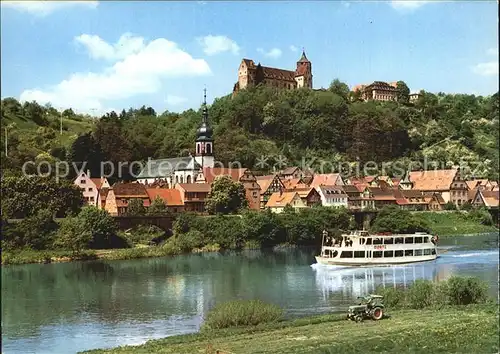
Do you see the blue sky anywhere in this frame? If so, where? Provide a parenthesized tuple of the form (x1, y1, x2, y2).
(1, 0, 498, 115)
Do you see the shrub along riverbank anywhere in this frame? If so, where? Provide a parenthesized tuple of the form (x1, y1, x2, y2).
(2, 206, 498, 265)
(416, 210, 498, 236)
(82, 277, 497, 354)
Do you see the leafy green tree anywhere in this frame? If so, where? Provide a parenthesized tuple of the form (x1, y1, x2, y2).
(55, 217, 92, 254)
(205, 175, 248, 215)
(328, 79, 350, 101)
(396, 81, 410, 103)
(147, 196, 169, 215)
(372, 205, 430, 234)
(77, 207, 118, 249)
(10, 209, 59, 250)
(1, 176, 83, 219)
(126, 199, 146, 216)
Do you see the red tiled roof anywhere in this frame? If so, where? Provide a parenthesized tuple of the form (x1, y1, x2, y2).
(112, 182, 148, 197)
(146, 188, 184, 206)
(281, 166, 300, 176)
(90, 178, 104, 189)
(177, 183, 212, 193)
(266, 191, 303, 208)
(310, 173, 341, 188)
(256, 174, 282, 194)
(409, 169, 458, 191)
(202, 167, 247, 184)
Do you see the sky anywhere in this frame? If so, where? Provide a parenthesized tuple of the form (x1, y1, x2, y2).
(1, 0, 498, 116)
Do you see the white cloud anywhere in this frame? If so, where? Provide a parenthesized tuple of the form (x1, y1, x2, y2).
(471, 62, 498, 76)
(257, 47, 282, 59)
(390, 1, 432, 11)
(165, 95, 188, 106)
(20, 34, 211, 114)
(487, 47, 498, 56)
(289, 45, 298, 52)
(1, 0, 98, 16)
(75, 33, 146, 61)
(197, 35, 240, 56)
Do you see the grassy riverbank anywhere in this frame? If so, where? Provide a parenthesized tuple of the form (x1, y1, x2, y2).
(82, 304, 498, 354)
(416, 211, 498, 236)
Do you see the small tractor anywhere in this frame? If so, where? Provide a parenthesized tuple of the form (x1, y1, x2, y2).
(346, 294, 385, 322)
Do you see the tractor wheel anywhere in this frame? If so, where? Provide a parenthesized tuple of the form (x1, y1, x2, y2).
(372, 307, 383, 320)
(355, 315, 363, 323)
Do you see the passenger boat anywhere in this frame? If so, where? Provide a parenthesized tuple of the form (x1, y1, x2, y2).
(315, 230, 438, 266)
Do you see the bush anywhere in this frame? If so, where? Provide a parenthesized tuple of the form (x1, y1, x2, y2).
(202, 299, 283, 330)
(374, 276, 489, 309)
(468, 209, 494, 226)
(445, 276, 488, 305)
(374, 285, 406, 309)
(444, 202, 457, 211)
(121, 224, 166, 246)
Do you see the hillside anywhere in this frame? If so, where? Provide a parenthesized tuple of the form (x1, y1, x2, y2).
(1, 82, 498, 180)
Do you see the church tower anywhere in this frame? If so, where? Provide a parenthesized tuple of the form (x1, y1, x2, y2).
(195, 89, 214, 169)
(295, 50, 313, 89)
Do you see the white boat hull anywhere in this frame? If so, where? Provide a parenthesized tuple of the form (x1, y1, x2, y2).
(315, 254, 437, 266)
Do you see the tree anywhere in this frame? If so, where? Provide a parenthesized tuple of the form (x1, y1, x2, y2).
(205, 176, 248, 214)
(55, 217, 92, 254)
(77, 207, 118, 249)
(371, 205, 430, 234)
(147, 196, 169, 215)
(328, 79, 350, 101)
(1, 176, 83, 219)
(10, 209, 59, 250)
(396, 81, 410, 103)
(126, 198, 146, 216)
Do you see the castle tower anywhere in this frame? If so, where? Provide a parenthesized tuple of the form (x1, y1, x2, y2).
(295, 50, 313, 89)
(195, 89, 215, 169)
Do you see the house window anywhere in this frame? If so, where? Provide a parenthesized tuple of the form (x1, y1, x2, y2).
(186, 175, 192, 184)
(88, 188, 93, 192)
(81, 179, 86, 184)
(90, 196, 94, 202)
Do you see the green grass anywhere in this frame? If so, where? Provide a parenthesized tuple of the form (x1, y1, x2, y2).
(81, 304, 498, 354)
(415, 211, 498, 236)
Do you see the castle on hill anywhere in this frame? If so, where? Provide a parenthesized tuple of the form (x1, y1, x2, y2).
(232, 50, 313, 95)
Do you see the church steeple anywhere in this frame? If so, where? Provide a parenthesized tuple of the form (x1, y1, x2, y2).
(295, 49, 313, 89)
(195, 88, 214, 168)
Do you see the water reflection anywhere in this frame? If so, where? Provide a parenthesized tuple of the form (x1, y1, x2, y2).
(1, 233, 498, 354)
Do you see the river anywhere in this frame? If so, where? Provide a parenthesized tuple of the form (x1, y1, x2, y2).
(1, 233, 498, 354)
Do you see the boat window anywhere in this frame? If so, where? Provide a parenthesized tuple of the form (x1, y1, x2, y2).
(395, 237, 404, 244)
(415, 237, 423, 243)
(424, 249, 432, 256)
(404, 237, 414, 244)
(424, 237, 429, 243)
(414, 249, 423, 256)
(373, 238, 383, 245)
(359, 238, 365, 245)
(354, 251, 365, 258)
(373, 251, 383, 258)
(395, 250, 404, 257)
(404, 250, 414, 257)
(383, 238, 394, 245)
(431, 249, 436, 255)
(383, 250, 394, 257)
(366, 238, 372, 245)
(340, 251, 353, 258)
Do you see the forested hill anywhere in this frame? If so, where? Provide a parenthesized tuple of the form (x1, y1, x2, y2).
(1, 80, 498, 180)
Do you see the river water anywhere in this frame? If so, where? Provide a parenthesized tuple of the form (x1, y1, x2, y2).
(1, 233, 498, 354)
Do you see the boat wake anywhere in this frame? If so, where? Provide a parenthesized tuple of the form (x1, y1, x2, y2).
(446, 251, 499, 258)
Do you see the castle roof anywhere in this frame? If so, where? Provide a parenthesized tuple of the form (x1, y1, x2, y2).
(261, 66, 296, 81)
